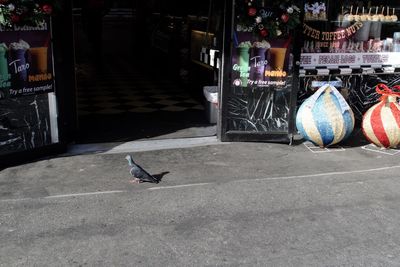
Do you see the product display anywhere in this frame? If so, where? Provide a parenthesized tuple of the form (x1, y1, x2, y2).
(224, 0, 400, 144)
(362, 84, 400, 148)
(302, 3, 400, 54)
(296, 85, 355, 147)
(304, 1, 327, 21)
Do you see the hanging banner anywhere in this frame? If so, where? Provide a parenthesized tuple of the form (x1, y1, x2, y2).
(0, 19, 55, 100)
(303, 22, 363, 41)
(300, 52, 400, 67)
(301, 20, 372, 53)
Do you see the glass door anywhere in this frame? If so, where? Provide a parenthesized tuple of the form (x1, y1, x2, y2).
(219, 0, 302, 143)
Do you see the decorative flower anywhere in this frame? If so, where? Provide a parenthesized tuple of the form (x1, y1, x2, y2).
(248, 7, 257, 16)
(10, 13, 19, 23)
(287, 7, 293, 14)
(260, 29, 268, 37)
(255, 16, 262, 23)
(7, 3, 14, 11)
(41, 4, 52, 15)
(281, 13, 289, 23)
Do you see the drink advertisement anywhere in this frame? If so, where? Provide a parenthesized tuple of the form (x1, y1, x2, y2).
(0, 19, 54, 100)
(232, 35, 292, 88)
(231, 0, 300, 88)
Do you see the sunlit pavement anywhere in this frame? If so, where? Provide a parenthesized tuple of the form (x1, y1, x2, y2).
(2, 139, 400, 265)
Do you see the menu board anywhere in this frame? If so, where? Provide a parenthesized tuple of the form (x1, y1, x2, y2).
(0, 19, 55, 100)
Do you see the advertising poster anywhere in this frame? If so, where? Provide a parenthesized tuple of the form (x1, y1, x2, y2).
(224, 0, 300, 136)
(0, 19, 54, 100)
(231, 33, 292, 88)
(0, 18, 58, 156)
(231, 1, 300, 88)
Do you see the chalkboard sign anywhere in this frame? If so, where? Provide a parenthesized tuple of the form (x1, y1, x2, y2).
(0, 18, 59, 156)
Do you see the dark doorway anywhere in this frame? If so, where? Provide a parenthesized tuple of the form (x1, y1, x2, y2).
(72, 0, 218, 143)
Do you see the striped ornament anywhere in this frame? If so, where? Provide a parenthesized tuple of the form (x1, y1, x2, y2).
(362, 84, 400, 148)
(296, 85, 355, 147)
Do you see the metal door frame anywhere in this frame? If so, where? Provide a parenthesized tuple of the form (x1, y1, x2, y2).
(218, 0, 302, 143)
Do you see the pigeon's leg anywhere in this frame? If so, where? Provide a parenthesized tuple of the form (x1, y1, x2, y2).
(129, 178, 142, 184)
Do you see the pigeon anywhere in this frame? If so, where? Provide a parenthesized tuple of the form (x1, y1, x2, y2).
(125, 155, 159, 184)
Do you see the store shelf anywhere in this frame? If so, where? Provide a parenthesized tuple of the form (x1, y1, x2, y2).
(304, 19, 329, 22)
(300, 52, 400, 69)
(191, 59, 215, 70)
(299, 67, 400, 77)
(327, 20, 400, 24)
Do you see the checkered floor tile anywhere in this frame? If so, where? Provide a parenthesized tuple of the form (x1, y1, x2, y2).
(76, 72, 205, 115)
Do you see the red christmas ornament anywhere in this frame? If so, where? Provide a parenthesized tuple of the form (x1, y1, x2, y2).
(260, 29, 268, 37)
(11, 14, 20, 23)
(41, 4, 53, 15)
(362, 84, 400, 148)
(248, 7, 257, 16)
(281, 13, 289, 23)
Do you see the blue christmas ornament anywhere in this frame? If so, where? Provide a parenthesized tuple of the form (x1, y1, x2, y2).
(296, 85, 355, 147)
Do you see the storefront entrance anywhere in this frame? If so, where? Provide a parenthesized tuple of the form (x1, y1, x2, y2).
(219, 0, 400, 147)
(72, 1, 217, 143)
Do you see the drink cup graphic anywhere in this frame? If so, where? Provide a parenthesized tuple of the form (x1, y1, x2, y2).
(268, 48, 287, 71)
(0, 48, 8, 82)
(354, 21, 371, 41)
(251, 47, 267, 81)
(237, 47, 250, 87)
(29, 47, 48, 74)
(10, 49, 28, 83)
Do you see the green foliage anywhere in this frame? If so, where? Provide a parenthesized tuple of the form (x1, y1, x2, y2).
(0, 0, 62, 27)
(235, 0, 301, 40)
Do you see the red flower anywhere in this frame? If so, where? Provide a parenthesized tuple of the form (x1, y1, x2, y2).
(260, 29, 268, 37)
(281, 13, 289, 23)
(11, 14, 20, 23)
(41, 4, 53, 15)
(248, 7, 257, 17)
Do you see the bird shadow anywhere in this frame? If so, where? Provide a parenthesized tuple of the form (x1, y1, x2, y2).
(152, 171, 170, 182)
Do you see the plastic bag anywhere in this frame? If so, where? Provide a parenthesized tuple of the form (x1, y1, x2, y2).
(203, 86, 218, 104)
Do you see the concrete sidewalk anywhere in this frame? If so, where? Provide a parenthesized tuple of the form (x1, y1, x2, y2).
(1, 137, 400, 265)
